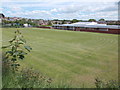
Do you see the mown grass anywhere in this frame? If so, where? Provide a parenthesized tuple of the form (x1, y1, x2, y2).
(2, 28, 118, 88)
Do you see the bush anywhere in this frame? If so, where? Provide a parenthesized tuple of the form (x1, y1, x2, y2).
(95, 77, 119, 89)
(2, 64, 52, 88)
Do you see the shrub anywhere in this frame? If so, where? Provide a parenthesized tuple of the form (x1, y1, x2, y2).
(95, 77, 119, 89)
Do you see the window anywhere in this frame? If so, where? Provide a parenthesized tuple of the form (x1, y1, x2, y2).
(99, 28, 108, 31)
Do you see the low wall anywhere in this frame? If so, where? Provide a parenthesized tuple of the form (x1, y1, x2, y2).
(75, 28, 120, 34)
(52, 27, 120, 34)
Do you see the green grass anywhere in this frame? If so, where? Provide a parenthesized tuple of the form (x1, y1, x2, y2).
(2, 28, 118, 88)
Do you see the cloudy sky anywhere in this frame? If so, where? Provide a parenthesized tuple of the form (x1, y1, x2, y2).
(0, 0, 119, 20)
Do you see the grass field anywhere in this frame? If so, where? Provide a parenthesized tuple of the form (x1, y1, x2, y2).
(2, 28, 118, 88)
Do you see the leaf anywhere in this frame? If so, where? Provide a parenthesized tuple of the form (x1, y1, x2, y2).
(11, 58, 16, 61)
(12, 46, 16, 52)
(13, 51, 19, 56)
(11, 64, 16, 66)
(21, 52, 27, 55)
(16, 64, 20, 66)
(18, 42, 24, 44)
(11, 64, 20, 66)
(20, 38, 26, 43)
(9, 36, 16, 43)
(6, 51, 13, 55)
(18, 55, 25, 60)
(2, 45, 12, 49)
(24, 46, 32, 52)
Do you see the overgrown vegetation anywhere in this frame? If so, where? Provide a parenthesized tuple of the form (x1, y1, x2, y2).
(2, 66, 53, 88)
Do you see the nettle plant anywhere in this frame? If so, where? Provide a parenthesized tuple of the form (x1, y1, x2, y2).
(2, 30, 32, 71)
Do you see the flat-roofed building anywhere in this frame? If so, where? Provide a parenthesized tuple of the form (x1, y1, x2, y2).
(52, 22, 120, 34)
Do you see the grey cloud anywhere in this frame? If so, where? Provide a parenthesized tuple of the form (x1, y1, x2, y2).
(98, 5, 118, 12)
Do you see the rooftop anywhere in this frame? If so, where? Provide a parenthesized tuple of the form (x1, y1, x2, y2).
(53, 22, 119, 29)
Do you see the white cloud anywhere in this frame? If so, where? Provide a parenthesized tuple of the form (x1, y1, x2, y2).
(53, 10, 118, 20)
(9, 6, 23, 12)
(0, 8, 3, 13)
(50, 2, 118, 14)
(1, 0, 119, 2)
(7, 10, 52, 19)
(57, 5, 81, 13)
(50, 8, 57, 12)
(1, 0, 119, 20)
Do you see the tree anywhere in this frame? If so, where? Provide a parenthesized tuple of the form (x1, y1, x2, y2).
(99, 18, 105, 21)
(71, 19, 79, 23)
(53, 19, 59, 21)
(78, 20, 83, 22)
(2, 30, 32, 71)
(88, 19, 96, 22)
(48, 21, 52, 25)
(62, 20, 66, 24)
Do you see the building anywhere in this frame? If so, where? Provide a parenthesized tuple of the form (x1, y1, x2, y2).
(106, 20, 120, 25)
(52, 22, 120, 34)
(23, 23, 31, 27)
(38, 19, 52, 25)
(4, 17, 23, 21)
(51, 20, 62, 25)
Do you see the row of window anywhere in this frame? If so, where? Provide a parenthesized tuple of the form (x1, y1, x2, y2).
(53, 26, 108, 31)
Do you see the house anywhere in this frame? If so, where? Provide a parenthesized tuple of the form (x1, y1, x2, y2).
(51, 20, 62, 25)
(52, 22, 120, 34)
(23, 23, 31, 27)
(23, 23, 29, 27)
(106, 20, 120, 25)
(97, 21, 107, 24)
(38, 20, 50, 25)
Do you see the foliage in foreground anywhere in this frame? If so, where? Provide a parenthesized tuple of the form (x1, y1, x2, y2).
(95, 77, 119, 89)
(2, 30, 32, 71)
(2, 65, 52, 88)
